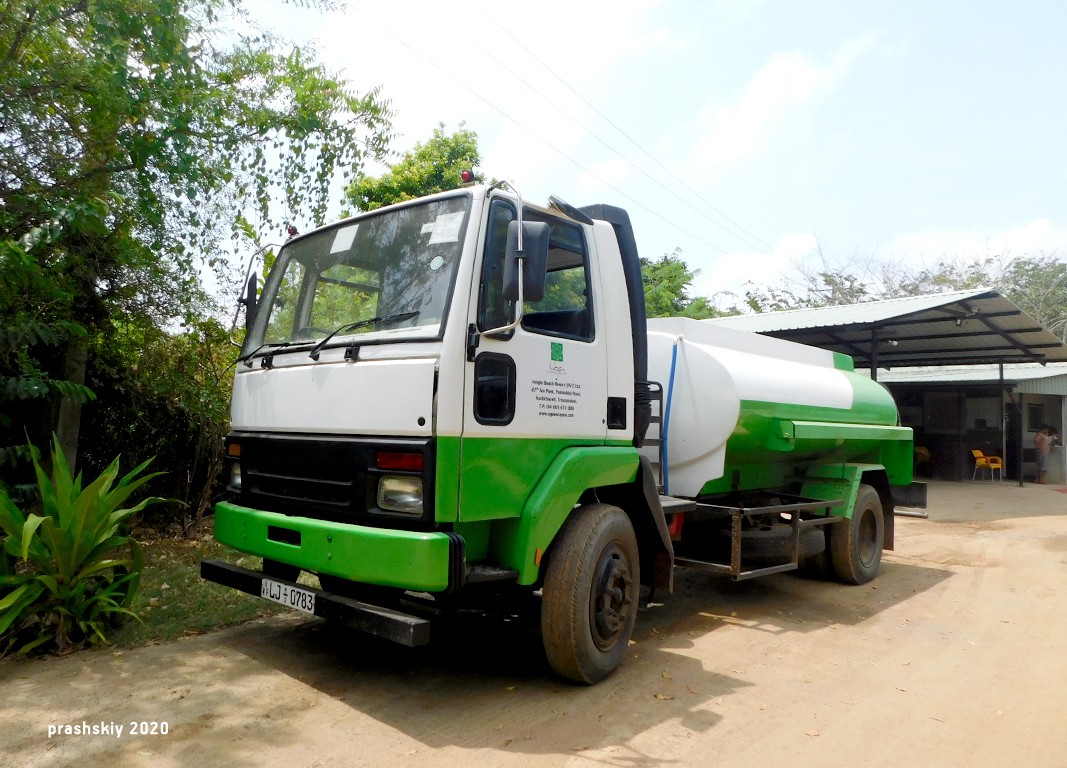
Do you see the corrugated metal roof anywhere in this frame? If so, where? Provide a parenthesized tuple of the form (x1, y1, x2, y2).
(708, 288, 997, 333)
(871, 362, 1067, 382)
(705, 288, 1067, 367)
(868, 363, 1067, 396)
(1018, 377, 1067, 396)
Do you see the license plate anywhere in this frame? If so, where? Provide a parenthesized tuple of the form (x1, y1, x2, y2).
(260, 578, 316, 614)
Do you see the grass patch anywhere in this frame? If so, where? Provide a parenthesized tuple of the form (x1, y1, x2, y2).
(110, 522, 320, 648)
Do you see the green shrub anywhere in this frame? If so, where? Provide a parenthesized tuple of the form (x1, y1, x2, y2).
(0, 438, 166, 654)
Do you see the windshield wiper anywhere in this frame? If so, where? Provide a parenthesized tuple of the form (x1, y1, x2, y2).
(239, 341, 294, 367)
(308, 311, 420, 360)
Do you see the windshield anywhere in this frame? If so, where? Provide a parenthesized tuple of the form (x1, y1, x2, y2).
(244, 194, 470, 355)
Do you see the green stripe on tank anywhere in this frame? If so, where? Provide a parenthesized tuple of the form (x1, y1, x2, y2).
(833, 352, 855, 371)
(697, 377, 905, 495)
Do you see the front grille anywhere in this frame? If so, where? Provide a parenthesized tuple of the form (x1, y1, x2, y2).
(230, 432, 435, 528)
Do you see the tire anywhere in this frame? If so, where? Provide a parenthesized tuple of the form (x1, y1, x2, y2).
(262, 558, 300, 582)
(718, 524, 826, 561)
(541, 503, 640, 685)
(798, 527, 834, 579)
(830, 484, 884, 585)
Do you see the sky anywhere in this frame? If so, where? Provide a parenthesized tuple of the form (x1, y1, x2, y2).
(245, 0, 1067, 303)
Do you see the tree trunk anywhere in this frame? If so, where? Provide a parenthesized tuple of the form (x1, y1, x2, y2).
(55, 337, 88, 476)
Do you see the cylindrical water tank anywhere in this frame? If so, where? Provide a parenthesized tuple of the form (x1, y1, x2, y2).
(644, 317, 899, 498)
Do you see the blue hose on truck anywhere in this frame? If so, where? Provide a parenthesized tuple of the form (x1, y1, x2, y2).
(662, 338, 679, 495)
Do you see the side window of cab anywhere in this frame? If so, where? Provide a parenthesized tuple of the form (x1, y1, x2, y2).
(477, 201, 594, 342)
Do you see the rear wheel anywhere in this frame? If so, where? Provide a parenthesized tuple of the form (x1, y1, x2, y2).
(541, 503, 640, 685)
(830, 484, 884, 585)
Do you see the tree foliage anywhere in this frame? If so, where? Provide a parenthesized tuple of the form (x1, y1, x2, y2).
(641, 248, 730, 319)
(0, 437, 165, 654)
(741, 245, 1067, 341)
(345, 123, 482, 212)
(0, 0, 393, 525)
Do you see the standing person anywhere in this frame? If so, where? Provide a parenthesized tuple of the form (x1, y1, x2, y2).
(1034, 425, 1057, 484)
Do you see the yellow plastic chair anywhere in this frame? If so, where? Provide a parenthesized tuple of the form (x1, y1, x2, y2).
(972, 449, 1003, 481)
(913, 446, 932, 474)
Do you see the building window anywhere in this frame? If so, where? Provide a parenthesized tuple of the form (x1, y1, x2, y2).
(1027, 403, 1045, 432)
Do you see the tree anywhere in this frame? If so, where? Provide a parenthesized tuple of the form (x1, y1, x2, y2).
(740, 243, 872, 313)
(989, 254, 1067, 340)
(641, 248, 732, 319)
(345, 123, 482, 212)
(0, 0, 393, 482)
(741, 242, 1067, 342)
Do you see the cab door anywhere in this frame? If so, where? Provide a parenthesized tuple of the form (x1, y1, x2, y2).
(459, 196, 608, 522)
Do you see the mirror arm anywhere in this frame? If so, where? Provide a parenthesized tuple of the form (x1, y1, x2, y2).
(480, 253, 525, 336)
(229, 242, 281, 348)
(479, 181, 525, 337)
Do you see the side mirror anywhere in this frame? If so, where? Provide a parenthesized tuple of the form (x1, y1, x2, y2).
(502, 221, 549, 302)
(241, 272, 258, 334)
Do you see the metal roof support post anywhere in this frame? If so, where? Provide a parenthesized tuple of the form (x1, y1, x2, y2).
(1017, 392, 1025, 487)
(958, 389, 966, 482)
(869, 330, 879, 382)
(1000, 363, 1006, 479)
(1004, 386, 1025, 487)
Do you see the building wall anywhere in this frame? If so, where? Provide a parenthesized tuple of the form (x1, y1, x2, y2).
(887, 383, 1065, 483)
(1019, 392, 1065, 482)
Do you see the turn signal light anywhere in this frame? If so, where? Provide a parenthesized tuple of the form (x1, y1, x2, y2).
(227, 442, 241, 457)
(376, 452, 423, 471)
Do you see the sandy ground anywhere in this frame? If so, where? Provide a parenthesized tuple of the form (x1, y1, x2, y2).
(2, 480, 1066, 768)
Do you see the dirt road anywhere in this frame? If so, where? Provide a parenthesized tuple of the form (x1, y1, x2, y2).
(3, 481, 1066, 767)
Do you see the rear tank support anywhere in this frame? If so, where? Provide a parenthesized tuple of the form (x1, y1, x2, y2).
(667, 492, 844, 581)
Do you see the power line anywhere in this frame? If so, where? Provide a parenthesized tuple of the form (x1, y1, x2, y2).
(484, 11, 775, 252)
(359, 15, 729, 254)
(471, 39, 769, 253)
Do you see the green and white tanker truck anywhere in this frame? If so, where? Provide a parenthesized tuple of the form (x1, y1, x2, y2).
(201, 183, 926, 683)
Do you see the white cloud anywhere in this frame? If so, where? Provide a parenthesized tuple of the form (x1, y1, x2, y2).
(574, 156, 633, 195)
(700, 232, 818, 299)
(698, 220, 1067, 302)
(890, 219, 1067, 261)
(682, 34, 876, 181)
(242, 0, 674, 213)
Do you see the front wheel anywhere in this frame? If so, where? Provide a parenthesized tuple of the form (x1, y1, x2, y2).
(830, 484, 884, 585)
(541, 503, 640, 684)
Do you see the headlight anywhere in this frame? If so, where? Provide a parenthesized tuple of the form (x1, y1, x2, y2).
(230, 462, 242, 490)
(377, 476, 423, 514)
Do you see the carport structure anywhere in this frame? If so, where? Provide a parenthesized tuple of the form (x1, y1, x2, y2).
(708, 288, 1067, 483)
(707, 287, 1067, 376)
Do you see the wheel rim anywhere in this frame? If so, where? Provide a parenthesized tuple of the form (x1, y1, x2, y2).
(589, 542, 634, 651)
(857, 508, 878, 568)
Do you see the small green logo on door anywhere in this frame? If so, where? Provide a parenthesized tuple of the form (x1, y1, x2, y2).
(551, 342, 563, 362)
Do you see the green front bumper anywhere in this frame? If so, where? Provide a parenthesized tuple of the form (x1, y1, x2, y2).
(213, 501, 457, 592)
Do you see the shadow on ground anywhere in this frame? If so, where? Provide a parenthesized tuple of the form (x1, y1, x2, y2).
(204, 558, 954, 763)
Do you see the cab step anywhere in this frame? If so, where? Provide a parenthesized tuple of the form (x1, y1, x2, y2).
(465, 563, 520, 584)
